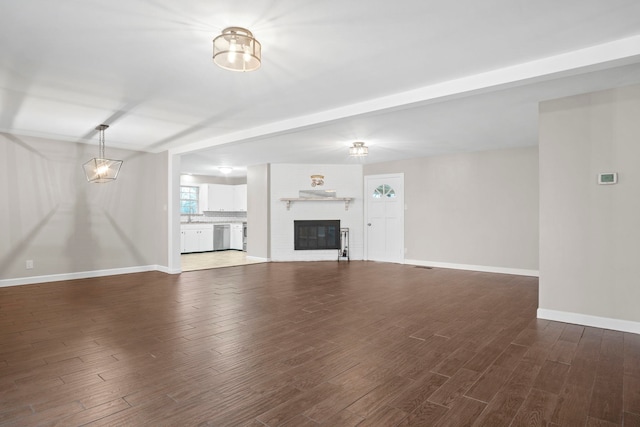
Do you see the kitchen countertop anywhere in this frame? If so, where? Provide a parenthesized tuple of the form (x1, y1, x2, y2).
(180, 221, 246, 225)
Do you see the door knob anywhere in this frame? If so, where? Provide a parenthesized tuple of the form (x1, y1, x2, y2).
(367, 223, 372, 226)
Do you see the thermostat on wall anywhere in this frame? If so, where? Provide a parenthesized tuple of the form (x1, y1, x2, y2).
(598, 172, 617, 185)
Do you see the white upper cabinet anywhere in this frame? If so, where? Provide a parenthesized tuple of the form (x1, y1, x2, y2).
(206, 184, 247, 211)
(208, 184, 235, 211)
(234, 184, 247, 211)
(198, 184, 209, 214)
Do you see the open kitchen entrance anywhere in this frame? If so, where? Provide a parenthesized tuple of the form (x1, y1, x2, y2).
(179, 175, 253, 271)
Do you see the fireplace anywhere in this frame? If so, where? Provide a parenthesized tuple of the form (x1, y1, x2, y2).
(294, 220, 340, 250)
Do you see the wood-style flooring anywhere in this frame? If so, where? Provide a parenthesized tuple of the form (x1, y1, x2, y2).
(0, 262, 638, 426)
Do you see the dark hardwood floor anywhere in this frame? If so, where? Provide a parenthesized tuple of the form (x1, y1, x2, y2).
(0, 262, 638, 426)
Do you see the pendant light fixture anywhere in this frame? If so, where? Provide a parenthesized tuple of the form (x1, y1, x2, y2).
(349, 141, 369, 157)
(82, 124, 123, 183)
(213, 27, 261, 72)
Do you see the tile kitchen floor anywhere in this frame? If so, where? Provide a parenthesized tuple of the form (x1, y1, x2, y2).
(181, 250, 264, 271)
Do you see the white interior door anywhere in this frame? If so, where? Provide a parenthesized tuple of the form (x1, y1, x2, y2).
(365, 174, 404, 263)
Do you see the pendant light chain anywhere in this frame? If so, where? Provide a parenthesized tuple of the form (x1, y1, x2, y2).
(99, 127, 105, 159)
(96, 124, 109, 159)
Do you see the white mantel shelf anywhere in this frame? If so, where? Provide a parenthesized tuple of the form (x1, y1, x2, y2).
(280, 197, 353, 211)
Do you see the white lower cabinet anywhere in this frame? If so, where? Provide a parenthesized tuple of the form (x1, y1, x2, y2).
(181, 224, 214, 253)
(230, 223, 244, 250)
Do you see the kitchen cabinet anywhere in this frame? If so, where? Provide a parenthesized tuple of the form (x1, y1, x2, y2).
(208, 184, 235, 211)
(198, 185, 209, 214)
(230, 223, 244, 250)
(205, 184, 247, 212)
(234, 184, 247, 211)
(181, 224, 214, 253)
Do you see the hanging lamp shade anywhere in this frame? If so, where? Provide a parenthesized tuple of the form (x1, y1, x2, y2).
(83, 125, 123, 183)
(213, 27, 261, 72)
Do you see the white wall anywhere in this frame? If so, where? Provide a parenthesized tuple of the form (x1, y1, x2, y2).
(270, 164, 363, 261)
(247, 164, 270, 260)
(0, 133, 168, 285)
(364, 146, 539, 275)
(539, 84, 640, 333)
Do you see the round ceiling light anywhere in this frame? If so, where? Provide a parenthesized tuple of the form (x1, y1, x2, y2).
(349, 141, 369, 157)
(213, 27, 261, 72)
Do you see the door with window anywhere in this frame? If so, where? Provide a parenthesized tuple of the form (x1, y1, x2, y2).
(365, 174, 404, 263)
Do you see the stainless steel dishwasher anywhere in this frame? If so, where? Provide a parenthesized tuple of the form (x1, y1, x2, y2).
(213, 224, 230, 250)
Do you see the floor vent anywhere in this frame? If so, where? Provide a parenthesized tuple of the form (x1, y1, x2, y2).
(414, 266, 433, 269)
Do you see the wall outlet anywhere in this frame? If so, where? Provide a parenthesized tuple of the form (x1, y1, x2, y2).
(26, 260, 34, 269)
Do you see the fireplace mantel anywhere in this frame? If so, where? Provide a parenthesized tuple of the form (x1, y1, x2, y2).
(280, 197, 353, 211)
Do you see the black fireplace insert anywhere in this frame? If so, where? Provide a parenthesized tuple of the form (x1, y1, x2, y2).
(294, 220, 340, 250)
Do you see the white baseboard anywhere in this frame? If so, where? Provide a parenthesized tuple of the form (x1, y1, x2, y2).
(158, 265, 182, 274)
(0, 265, 168, 288)
(404, 259, 539, 277)
(537, 308, 640, 335)
(0, 259, 538, 287)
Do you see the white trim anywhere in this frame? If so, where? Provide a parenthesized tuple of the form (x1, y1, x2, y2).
(246, 256, 270, 263)
(167, 153, 181, 274)
(537, 308, 640, 335)
(404, 259, 539, 277)
(0, 265, 169, 288)
(158, 265, 181, 275)
(168, 36, 640, 155)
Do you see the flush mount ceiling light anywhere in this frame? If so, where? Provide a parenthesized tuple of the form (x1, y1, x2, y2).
(349, 141, 369, 157)
(82, 125, 123, 183)
(213, 27, 261, 72)
(218, 167, 233, 174)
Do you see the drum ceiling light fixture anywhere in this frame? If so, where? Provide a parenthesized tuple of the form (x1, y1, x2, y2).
(349, 141, 368, 157)
(213, 27, 261, 72)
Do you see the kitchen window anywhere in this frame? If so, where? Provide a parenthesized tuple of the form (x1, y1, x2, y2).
(180, 186, 199, 214)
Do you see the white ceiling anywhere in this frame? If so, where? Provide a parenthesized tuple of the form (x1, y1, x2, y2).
(2, 1, 640, 177)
